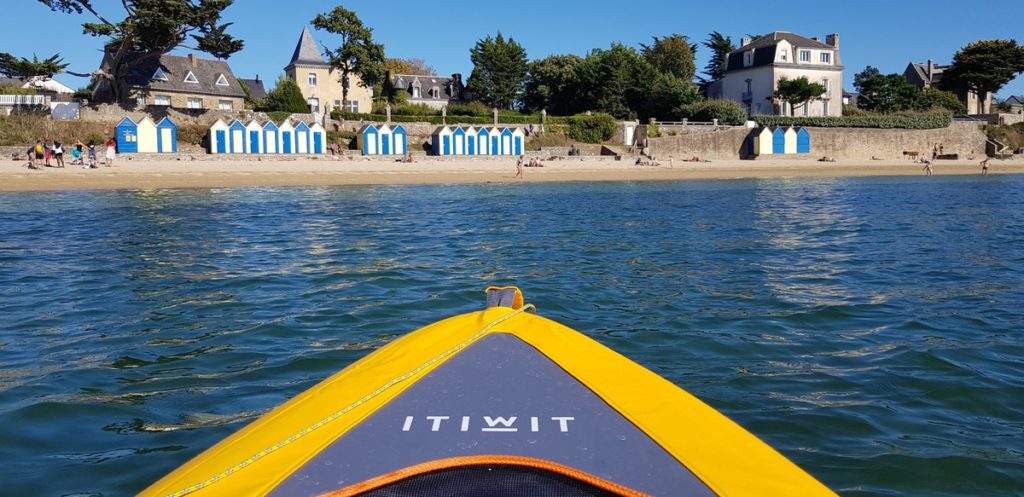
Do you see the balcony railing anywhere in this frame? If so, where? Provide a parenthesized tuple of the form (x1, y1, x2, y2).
(0, 95, 49, 106)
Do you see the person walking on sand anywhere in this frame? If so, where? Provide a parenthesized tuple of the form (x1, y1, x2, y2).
(53, 140, 65, 168)
(981, 158, 990, 175)
(87, 143, 98, 168)
(515, 155, 524, 179)
(922, 159, 933, 176)
(105, 137, 117, 167)
(33, 139, 45, 167)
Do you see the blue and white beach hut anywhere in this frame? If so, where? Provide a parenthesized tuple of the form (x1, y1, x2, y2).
(228, 119, 247, 154)
(511, 127, 525, 156)
(752, 127, 773, 156)
(431, 126, 452, 156)
(452, 126, 467, 155)
(209, 119, 228, 154)
(136, 116, 158, 153)
(380, 124, 396, 155)
(500, 128, 514, 155)
(391, 124, 407, 156)
(263, 120, 280, 154)
(279, 120, 295, 154)
(245, 120, 263, 154)
(487, 127, 501, 156)
(294, 121, 311, 154)
(116, 116, 138, 154)
(310, 123, 326, 154)
(464, 126, 479, 155)
(796, 127, 811, 154)
(783, 127, 798, 155)
(360, 124, 380, 155)
(771, 127, 786, 155)
(474, 126, 491, 155)
(156, 117, 178, 153)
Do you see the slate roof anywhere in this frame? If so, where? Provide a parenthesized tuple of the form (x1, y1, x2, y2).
(392, 73, 465, 101)
(238, 78, 267, 100)
(287, 27, 329, 68)
(1005, 95, 1024, 106)
(725, 32, 838, 72)
(0, 77, 21, 87)
(120, 53, 246, 98)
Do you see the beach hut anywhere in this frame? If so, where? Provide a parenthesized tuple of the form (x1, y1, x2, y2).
(500, 128, 514, 155)
(115, 117, 139, 154)
(378, 124, 394, 155)
(752, 127, 773, 156)
(511, 127, 525, 156)
(487, 127, 501, 156)
(464, 126, 479, 155)
(156, 117, 178, 153)
(294, 121, 311, 154)
(279, 120, 295, 154)
(245, 120, 263, 154)
(209, 119, 228, 154)
(360, 124, 380, 155)
(310, 123, 326, 154)
(263, 120, 280, 154)
(228, 119, 247, 154)
(431, 126, 452, 156)
(783, 127, 798, 155)
(391, 125, 407, 156)
(452, 126, 467, 155)
(136, 116, 158, 153)
(475, 127, 491, 155)
(796, 127, 811, 154)
(771, 127, 786, 155)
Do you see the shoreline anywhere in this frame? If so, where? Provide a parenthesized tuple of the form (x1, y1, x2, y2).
(2, 156, 1023, 192)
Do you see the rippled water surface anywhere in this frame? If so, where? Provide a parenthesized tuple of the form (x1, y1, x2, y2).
(1, 176, 1023, 497)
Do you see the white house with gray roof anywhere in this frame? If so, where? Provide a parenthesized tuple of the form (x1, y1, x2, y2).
(391, 73, 467, 110)
(717, 32, 843, 117)
(92, 52, 247, 110)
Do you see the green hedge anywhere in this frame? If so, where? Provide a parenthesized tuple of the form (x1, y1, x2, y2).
(331, 111, 569, 126)
(566, 113, 617, 143)
(753, 113, 952, 129)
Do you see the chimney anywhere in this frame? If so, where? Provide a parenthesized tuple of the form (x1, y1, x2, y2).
(812, 37, 821, 42)
(825, 33, 839, 49)
(741, 36, 752, 47)
(927, 59, 934, 83)
(187, 53, 197, 66)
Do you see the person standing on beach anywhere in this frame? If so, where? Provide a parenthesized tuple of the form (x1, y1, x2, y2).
(87, 143, 98, 168)
(515, 155, 524, 179)
(981, 158, 990, 175)
(53, 140, 65, 168)
(922, 159, 933, 176)
(105, 137, 117, 167)
(33, 139, 45, 166)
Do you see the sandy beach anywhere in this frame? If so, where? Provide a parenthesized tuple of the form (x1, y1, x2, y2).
(2, 155, 1023, 191)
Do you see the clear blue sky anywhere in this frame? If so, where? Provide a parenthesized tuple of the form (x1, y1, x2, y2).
(4, 0, 1023, 99)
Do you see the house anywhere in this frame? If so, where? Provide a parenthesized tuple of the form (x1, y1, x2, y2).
(238, 77, 268, 101)
(285, 27, 373, 116)
(904, 60, 991, 114)
(92, 52, 246, 110)
(1001, 95, 1023, 113)
(0, 76, 73, 96)
(718, 32, 843, 117)
(390, 73, 466, 110)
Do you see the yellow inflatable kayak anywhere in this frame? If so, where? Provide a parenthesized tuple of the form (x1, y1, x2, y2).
(140, 287, 837, 497)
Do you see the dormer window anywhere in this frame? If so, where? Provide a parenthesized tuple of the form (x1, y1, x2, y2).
(412, 86, 421, 98)
(744, 51, 753, 66)
(780, 49, 788, 62)
(215, 74, 229, 86)
(430, 87, 440, 99)
(820, 52, 832, 64)
(152, 68, 169, 81)
(183, 71, 198, 84)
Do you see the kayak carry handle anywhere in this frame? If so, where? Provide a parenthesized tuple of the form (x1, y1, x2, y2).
(485, 286, 530, 311)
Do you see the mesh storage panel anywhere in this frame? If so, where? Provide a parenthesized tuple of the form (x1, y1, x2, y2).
(351, 464, 634, 497)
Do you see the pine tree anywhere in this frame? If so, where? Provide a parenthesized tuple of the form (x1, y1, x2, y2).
(466, 33, 528, 109)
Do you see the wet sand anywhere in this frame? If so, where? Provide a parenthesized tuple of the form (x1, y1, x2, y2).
(2, 156, 1022, 191)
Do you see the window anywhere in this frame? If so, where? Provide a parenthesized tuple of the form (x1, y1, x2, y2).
(183, 71, 198, 84)
(821, 79, 829, 96)
(345, 99, 358, 113)
(334, 100, 342, 109)
(308, 97, 320, 114)
(154, 95, 171, 106)
(187, 97, 203, 109)
(215, 74, 229, 86)
(780, 49, 788, 62)
(744, 51, 753, 66)
(308, 73, 318, 87)
(820, 52, 831, 64)
(136, 95, 146, 107)
(800, 50, 811, 62)
(218, 99, 233, 110)
(412, 86, 421, 98)
(430, 87, 440, 99)
(152, 68, 168, 81)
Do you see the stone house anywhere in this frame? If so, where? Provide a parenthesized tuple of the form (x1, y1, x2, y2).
(903, 60, 991, 115)
(717, 31, 844, 117)
(92, 52, 247, 111)
(390, 73, 466, 110)
(285, 27, 373, 116)
(1003, 96, 1023, 113)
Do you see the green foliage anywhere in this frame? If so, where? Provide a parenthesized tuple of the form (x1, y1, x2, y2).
(700, 31, 734, 83)
(854, 69, 919, 113)
(916, 88, 966, 114)
(238, 79, 262, 110)
(774, 77, 826, 116)
(639, 72, 700, 120)
(266, 111, 292, 123)
(942, 39, 1024, 110)
(754, 112, 952, 129)
(0, 86, 38, 95)
(84, 132, 106, 146)
(647, 122, 660, 138)
(371, 101, 438, 116)
(573, 44, 657, 119)
(565, 113, 617, 143)
(523, 54, 582, 114)
(312, 6, 387, 103)
(675, 99, 747, 124)
(384, 58, 436, 76)
(987, 123, 1024, 151)
(0, 53, 69, 79)
(175, 124, 206, 146)
(467, 32, 529, 109)
(263, 76, 309, 114)
(72, 86, 92, 99)
(640, 34, 696, 82)
(446, 101, 492, 117)
(331, 111, 561, 126)
(994, 100, 1014, 113)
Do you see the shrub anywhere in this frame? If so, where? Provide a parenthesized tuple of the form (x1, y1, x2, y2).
(915, 88, 967, 114)
(266, 111, 292, 123)
(566, 113, 617, 143)
(754, 111, 952, 129)
(446, 101, 492, 117)
(647, 121, 661, 138)
(675, 99, 747, 125)
(176, 125, 207, 146)
(0, 86, 37, 95)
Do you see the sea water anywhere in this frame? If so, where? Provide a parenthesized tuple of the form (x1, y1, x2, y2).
(0, 176, 1022, 497)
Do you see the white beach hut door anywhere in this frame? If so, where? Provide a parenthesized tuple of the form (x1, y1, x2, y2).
(231, 129, 244, 153)
(394, 134, 405, 155)
(367, 134, 377, 155)
(297, 131, 309, 154)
